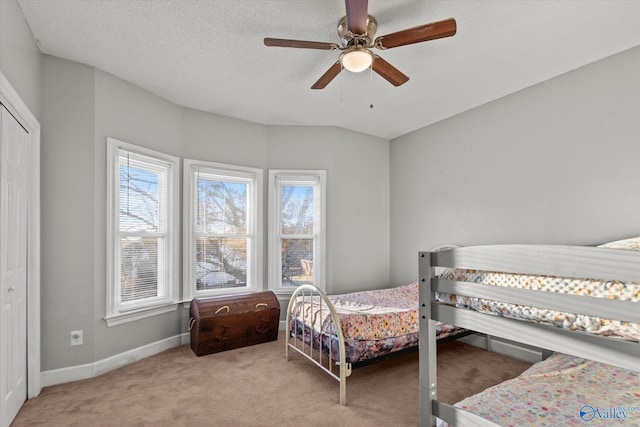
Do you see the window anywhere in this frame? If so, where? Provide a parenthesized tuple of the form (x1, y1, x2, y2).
(269, 170, 326, 293)
(106, 138, 179, 326)
(184, 160, 263, 300)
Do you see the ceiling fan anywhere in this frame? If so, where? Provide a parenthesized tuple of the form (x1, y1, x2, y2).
(263, 0, 456, 89)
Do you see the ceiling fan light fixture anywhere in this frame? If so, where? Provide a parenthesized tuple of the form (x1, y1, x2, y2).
(340, 48, 373, 73)
(264, 1, 457, 89)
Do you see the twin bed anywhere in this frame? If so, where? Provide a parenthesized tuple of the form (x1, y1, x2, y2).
(285, 281, 468, 405)
(285, 236, 639, 426)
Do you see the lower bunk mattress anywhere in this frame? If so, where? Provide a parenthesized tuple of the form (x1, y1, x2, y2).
(289, 282, 466, 364)
(438, 352, 640, 426)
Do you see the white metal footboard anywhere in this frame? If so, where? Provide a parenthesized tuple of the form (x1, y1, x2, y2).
(285, 284, 352, 405)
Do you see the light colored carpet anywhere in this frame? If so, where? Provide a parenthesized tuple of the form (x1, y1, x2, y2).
(13, 333, 531, 427)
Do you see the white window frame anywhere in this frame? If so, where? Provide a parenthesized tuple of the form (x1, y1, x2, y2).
(269, 170, 326, 294)
(183, 159, 263, 301)
(106, 138, 179, 326)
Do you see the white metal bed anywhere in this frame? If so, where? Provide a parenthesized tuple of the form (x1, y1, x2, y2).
(419, 243, 640, 426)
(285, 283, 469, 405)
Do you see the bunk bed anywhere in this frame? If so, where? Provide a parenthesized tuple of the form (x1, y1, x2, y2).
(285, 281, 469, 405)
(419, 237, 640, 426)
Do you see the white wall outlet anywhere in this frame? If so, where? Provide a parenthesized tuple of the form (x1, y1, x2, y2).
(70, 330, 83, 346)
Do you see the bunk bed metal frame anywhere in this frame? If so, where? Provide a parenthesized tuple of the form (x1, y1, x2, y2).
(419, 244, 640, 427)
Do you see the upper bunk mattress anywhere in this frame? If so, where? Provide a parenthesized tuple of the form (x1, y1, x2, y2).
(436, 237, 640, 342)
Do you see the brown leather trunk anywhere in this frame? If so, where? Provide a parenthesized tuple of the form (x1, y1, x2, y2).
(189, 291, 280, 357)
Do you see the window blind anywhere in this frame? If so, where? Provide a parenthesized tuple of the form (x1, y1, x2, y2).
(118, 151, 171, 304)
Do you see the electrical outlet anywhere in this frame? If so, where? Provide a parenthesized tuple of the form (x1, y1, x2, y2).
(70, 330, 83, 346)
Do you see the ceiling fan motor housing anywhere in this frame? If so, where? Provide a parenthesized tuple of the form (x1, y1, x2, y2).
(338, 15, 377, 47)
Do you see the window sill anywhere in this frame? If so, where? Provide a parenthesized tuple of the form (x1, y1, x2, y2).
(181, 287, 273, 308)
(105, 303, 178, 327)
(272, 286, 324, 297)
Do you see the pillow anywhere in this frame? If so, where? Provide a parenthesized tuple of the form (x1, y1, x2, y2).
(598, 236, 640, 251)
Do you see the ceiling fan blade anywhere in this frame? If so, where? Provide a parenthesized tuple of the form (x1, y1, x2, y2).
(311, 61, 343, 89)
(345, 0, 369, 34)
(374, 18, 456, 49)
(264, 38, 338, 50)
(371, 55, 409, 87)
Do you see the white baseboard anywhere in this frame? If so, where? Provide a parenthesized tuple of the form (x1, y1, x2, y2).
(40, 362, 95, 387)
(457, 333, 488, 348)
(41, 332, 191, 388)
(459, 333, 544, 364)
(180, 332, 191, 345)
(40, 329, 541, 388)
(43, 322, 281, 388)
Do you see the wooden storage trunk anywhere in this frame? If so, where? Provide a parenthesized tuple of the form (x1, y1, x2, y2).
(189, 291, 280, 357)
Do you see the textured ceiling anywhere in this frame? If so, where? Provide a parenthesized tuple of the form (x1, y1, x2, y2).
(17, 0, 640, 140)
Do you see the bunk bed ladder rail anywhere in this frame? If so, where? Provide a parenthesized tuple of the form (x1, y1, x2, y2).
(417, 247, 511, 427)
(418, 252, 439, 427)
(285, 284, 352, 405)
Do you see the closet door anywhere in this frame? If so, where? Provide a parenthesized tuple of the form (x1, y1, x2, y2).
(0, 104, 29, 427)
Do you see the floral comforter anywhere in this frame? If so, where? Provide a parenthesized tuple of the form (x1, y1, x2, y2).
(439, 352, 640, 426)
(436, 237, 640, 342)
(289, 282, 464, 363)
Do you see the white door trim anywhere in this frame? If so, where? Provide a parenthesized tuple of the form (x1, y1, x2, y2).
(0, 71, 41, 399)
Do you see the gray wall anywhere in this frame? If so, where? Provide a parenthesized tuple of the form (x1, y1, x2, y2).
(6, 0, 638, 372)
(92, 69, 186, 361)
(390, 46, 640, 285)
(266, 126, 390, 295)
(40, 56, 96, 368)
(39, 56, 391, 370)
(0, 0, 41, 119)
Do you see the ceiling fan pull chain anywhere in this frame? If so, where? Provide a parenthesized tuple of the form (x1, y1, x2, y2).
(369, 66, 374, 109)
(339, 63, 344, 106)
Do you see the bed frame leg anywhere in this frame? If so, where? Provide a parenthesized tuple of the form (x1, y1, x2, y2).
(285, 291, 294, 362)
